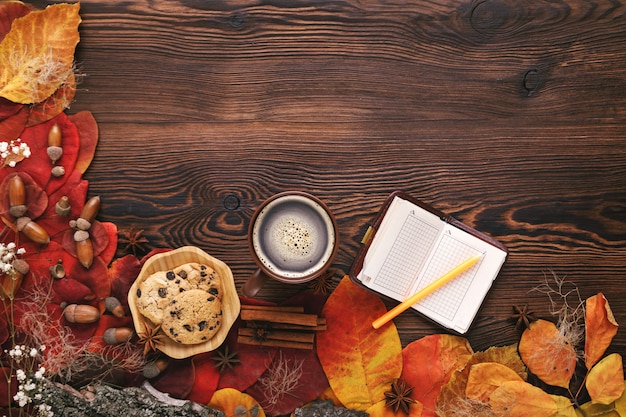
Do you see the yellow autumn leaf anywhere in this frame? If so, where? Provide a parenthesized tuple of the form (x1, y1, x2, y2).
(614, 381, 626, 416)
(550, 395, 578, 417)
(489, 380, 558, 417)
(0, 3, 81, 104)
(366, 398, 423, 417)
(579, 400, 620, 417)
(585, 293, 619, 369)
(519, 319, 577, 388)
(208, 388, 266, 417)
(587, 353, 625, 405)
(317, 276, 403, 411)
(465, 362, 524, 402)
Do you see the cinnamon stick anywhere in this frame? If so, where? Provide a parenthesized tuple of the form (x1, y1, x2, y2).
(240, 308, 319, 327)
(241, 305, 305, 313)
(238, 327, 315, 344)
(237, 335, 314, 350)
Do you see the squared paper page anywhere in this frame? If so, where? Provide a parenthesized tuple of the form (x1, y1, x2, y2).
(357, 196, 443, 300)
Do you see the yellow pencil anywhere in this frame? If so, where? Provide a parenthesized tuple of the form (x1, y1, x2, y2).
(371, 254, 482, 329)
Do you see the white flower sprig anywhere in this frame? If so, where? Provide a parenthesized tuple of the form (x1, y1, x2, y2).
(0, 138, 31, 168)
(5, 344, 53, 416)
(0, 243, 26, 276)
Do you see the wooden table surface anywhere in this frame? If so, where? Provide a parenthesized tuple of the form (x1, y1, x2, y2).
(36, 0, 626, 354)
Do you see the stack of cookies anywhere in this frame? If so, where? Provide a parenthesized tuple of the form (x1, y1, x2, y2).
(135, 262, 223, 345)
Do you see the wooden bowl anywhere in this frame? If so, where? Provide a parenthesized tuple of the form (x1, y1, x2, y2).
(128, 246, 240, 359)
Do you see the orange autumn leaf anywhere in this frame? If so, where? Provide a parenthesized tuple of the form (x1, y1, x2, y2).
(489, 380, 558, 417)
(586, 353, 625, 405)
(317, 276, 403, 411)
(401, 334, 473, 417)
(26, 72, 77, 126)
(465, 362, 524, 402)
(0, 3, 81, 104)
(208, 388, 266, 417)
(436, 344, 526, 417)
(585, 293, 619, 369)
(550, 395, 578, 417)
(519, 319, 577, 388)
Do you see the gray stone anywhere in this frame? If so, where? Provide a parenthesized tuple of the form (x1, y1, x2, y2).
(39, 381, 225, 417)
(294, 400, 368, 417)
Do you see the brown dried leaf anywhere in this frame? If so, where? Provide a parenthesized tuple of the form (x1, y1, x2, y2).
(585, 293, 619, 369)
(519, 319, 577, 388)
(0, 3, 81, 104)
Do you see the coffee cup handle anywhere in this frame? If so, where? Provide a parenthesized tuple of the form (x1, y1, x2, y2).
(241, 269, 269, 297)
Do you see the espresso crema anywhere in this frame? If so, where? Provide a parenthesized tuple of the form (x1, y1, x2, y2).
(251, 194, 336, 280)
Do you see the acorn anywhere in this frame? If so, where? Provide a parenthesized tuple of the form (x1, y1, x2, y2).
(75, 217, 92, 231)
(76, 237, 94, 269)
(0, 259, 28, 300)
(8, 175, 26, 218)
(79, 196, 100, 224)
(63, 304, 100, 324)
(16, 217, 50, 245)
(47, 123, 63, 163)
(51, 165, 65, 177)
(104, 296, 125, 318)
(49, 262, 66, 279)
(103, 327, 134, 345)
(143, 357, 169, 379)
(55, 196, 71, 217)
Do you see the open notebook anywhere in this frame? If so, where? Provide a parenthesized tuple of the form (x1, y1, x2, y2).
(351, 192, 507, 334)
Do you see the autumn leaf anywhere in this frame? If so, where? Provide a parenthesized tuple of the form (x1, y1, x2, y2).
(579, 400, 621, 417)
(465, 362, 524, 402)
(209, 388, 266, 417)
(0, 3, 81, 104)
(187, 352, 221, 404)
(586, 353, 625, 405)
(615, 381, 626, 416)
(519, 319, 577, 388)
(489, 380, 558, 417)
(69, 110, 99, 174)
(585, 293, 619, 369)
(317, 276, 403, 411)
(436, 344, 526, 417)
(26, 72, 77, 126)
(401, 334, 472, 417)
(0, 1, 31, 41)
(550, 395, 578, 417)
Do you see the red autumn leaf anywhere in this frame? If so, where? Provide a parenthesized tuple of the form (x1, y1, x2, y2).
(66, 256, 111, 309)
(0, 368, 17, 407)
(0, 1, 30, 41)
(0, 97, 23, 120)
(52, 277, 95, 304)
(401, 334, 473, 417)
(519, 319, 577, 389)
(26, 73, 77, 126)
(1, 113, 80, 193)
(0, 3, 81, 104)
(152, 357, 195, 399)
(317, 276, 403, 411)
(188, 352, 221, 404)
(0, 104, 28, 142)
(108, 254, 142, 308)
(585, 293, 619, 370)
(61, 221, 112, 265)
(69, 110, 99, 174)
(0, 314, 8, 346)
(0, 171, 48, 221)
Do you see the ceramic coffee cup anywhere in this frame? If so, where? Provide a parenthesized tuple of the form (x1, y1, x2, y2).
(242, 191, 339, 297)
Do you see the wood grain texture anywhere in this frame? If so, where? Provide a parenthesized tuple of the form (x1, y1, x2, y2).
(30, 0, 626, 353)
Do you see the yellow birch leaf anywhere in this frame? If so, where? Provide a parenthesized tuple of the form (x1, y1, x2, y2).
(587, 353, 625, 405)
(550, 395, 578, 417)
(579, 400, 620, 417)
(489, 380, 558, 417)
(614, 381, 626, 416)
(317, 276, 403, 411)
(366, 398, 423, 417)
(0, 3, 81, 104)
(465, 362, 524, 402)
(208, 388, 266, 417)
(518, 319, 577, 388)
(585, 293, 619, 369)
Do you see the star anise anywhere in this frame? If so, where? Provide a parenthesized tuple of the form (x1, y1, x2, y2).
(119, 227, 149, 256)
(510, 304, 536, 329)
(212, 345, 240, 373)
(137, 322, 165, 355)
(248, 321, 271, 344)
(384, 379, 416, 415)
(308, 270, 335, 295)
